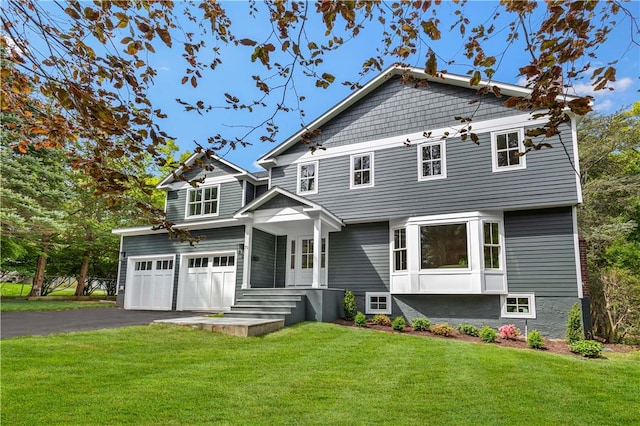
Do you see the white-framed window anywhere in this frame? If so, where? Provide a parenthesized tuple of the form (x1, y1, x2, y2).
(297, 161, 318, 195)
(501, 294, 536, 319)
(350, 152, 374, 189)
(301, 238, 314, 269)
(418, 141, 447, 180)
(483, 222, 501, 269)
(393, 228, 407, 272)
(186, 185, 220, 218)
(491, 129, 526, 172)
(420, 223, 469, 269)
(366, 292, 392, 315)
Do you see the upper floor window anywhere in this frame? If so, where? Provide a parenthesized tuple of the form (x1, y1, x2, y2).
(186, 185, 219, 218)
(491, 129, 526, 172)
(350, 153, 374, 189)
(297, 161, 318, 195)
(418, 141, 447, 181)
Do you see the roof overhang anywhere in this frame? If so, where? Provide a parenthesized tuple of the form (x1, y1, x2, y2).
(257, 65, 581, 167)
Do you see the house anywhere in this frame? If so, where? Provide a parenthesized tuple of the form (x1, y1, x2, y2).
(112, 66, 587, 337)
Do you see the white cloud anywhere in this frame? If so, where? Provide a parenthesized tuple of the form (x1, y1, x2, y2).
(158, 66, 170, 71)
(593, 99, 613, 112)
(569, 77, 634, 97)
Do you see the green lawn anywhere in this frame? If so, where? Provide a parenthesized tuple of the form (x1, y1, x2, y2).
(0, 299, 116, 312)
(1, 283, 108, 297)
(1, 323, 638, 425)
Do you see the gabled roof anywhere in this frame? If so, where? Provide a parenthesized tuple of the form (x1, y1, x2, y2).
(234, 186, 343, 230)
(257, 65, 579, 166)
(156, 151, 267, 189)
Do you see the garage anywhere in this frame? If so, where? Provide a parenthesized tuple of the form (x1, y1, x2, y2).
(125, 255, 175, 310)
(177, 252, 237, 311)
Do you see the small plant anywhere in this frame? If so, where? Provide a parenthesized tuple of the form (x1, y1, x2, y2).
(430, 323, 454, 336)
(371, 314, 392, 326)
(498, 324, 521, 340)
(391, 316, 406, 331)
(480, 326, 497, 343)
(527, 330, 544, 349)
(411, 317, 431, 331)
(569, 340, 603, 358)
(456, 323, 479, 337)
(343, 289, 357, 321)
(354, 311, 367, 327)
(566, 303, 583, 344)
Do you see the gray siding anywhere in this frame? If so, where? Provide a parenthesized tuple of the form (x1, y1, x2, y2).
(250, 229, 276, 288)
(119, 226, 245, 309)
(260, 193, 306, 210)
(245, 182, 255, 206)
(255, 184, 268, 198)
(328, 222, 389, 293)
(505, 208, 579, 297)
(165, 180, 244, 223)
(182, 157, 240, 181)
(282, 77, 520, 154)
(271, 122, 578, 222)
(275, 235, 286, 288)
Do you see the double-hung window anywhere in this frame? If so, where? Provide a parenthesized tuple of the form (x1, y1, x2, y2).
(297, 161, 318, 195)
(492, 129, 526, 172)
(393, 228, 407, 272)
(186, 185, 219, 218)
(418, 141, 446, 180)
(483, 222, 501, 269)
(350, 153, 374, 188)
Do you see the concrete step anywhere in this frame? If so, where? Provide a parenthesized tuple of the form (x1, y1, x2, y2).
(230, 304, 295, 313)
(237, 294, 303, 302)
(234, 299, 300, 307)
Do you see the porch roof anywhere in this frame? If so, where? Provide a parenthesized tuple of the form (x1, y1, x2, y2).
(234, 186, 344, 233)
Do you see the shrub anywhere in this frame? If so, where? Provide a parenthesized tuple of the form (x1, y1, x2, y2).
(456, 323, 479, 337)
(480, 326, 497, 343)
(354, 311, 367, 327)
(527, 330, 544, 349)
(430, 323, 454, 336)
(566, 303, 583, 344)
(498, 324, 521, 340)
(411, 317, 431, 331)
(371, 314, 392, 326)
(343, 289, 357, 321)
(391, 316, 406, 331)
(569, 340, 603, 358)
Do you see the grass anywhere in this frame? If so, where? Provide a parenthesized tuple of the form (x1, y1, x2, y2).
(1, 323, 639, 425)
(0, 299, 115, 312)
(0, 283, 108, 297)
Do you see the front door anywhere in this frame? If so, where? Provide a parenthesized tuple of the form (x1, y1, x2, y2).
(287, 236, 326, 287)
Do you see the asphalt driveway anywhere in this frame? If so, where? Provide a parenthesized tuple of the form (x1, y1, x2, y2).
(1, 308, 197, 339)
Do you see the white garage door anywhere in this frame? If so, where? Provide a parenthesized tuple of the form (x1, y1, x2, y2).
(125, 256, 175, 310)
(177, 253, 236, 311)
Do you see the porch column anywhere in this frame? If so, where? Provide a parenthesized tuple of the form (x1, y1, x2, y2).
(312, 216, 322, 288)
(241, 223, 253, 289)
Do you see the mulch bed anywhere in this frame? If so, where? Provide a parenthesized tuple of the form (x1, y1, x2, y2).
(334, 319, 638, 357)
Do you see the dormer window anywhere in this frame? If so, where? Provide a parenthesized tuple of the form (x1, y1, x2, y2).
(186, 185, 219, 218)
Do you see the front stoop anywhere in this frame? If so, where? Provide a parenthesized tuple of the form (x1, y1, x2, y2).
(153, 317, 284, 337)
(224, 290, 307, 325)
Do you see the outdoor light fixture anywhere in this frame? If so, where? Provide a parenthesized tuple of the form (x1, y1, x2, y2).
(119, 251, 127, 261)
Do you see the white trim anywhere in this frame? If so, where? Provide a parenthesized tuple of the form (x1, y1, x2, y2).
(491, 128, 527, 172)
(501, 293, 537, 319)
(274, 114, 549, 168)
(417, 140, 447, 181)
(116, 235, 124, 293)
(365, 292, 392, 315)
(164, 174, 238, 191)
(268, 167, 272, 190)
(570, 117, 583, 203)
(157, 151, 255, 189)
(296, 161, 319, 195)
(112, 226, 156, 236)
(241, 180, 247, 207)
(349, 152, 375, 189)
(184, 183, 220, 219)
(572, 206, 584, 298)
(242, 224, 253, 289)
(257, 65, 579, 165)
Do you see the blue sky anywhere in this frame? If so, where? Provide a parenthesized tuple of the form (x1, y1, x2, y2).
(140, 1, 639, 171)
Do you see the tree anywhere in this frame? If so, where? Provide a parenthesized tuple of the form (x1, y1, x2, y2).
(578, 103, 640, 342)
(1, 1, 636, 233)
